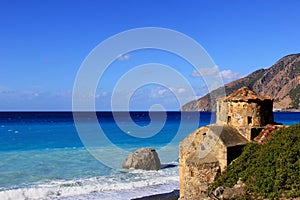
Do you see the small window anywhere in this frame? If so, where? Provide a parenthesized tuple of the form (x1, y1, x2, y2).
(227, 116, 231, 124)
(190, 170, 194, 177)
(248, 116, 252, 125)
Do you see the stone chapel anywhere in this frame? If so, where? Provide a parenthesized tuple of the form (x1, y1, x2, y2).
(179, 87, 274, 199)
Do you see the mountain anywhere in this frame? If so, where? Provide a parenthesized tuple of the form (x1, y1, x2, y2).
(181, 53, 300, 111)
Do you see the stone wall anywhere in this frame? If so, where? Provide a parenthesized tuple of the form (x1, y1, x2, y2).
(216, 100, 274, 140)
(179, 156, 220, 199)
(217, 101, 261, 126)
(216, 100, 228, 125)
(179, 126, 228, 198)
(210, 138, 227, 171)
(179, 125, 249, 199)
(179, 126, 208, 197)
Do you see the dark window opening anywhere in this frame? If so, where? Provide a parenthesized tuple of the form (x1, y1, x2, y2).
(190, 170, 194, 177)
(227, 145, 245, 165)
(248, 116, 252, 125)
(251, 127, 263, 140)
(227, 116, 231, 124)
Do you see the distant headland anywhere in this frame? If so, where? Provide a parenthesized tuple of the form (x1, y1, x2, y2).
(181, 53, 300, 112)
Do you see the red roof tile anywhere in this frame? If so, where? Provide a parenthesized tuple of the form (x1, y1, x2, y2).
(222, 87, 272, 102)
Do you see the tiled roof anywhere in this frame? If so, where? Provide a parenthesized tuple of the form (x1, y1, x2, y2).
(222, 87, 272, 102)
(253, 124, 286, 144)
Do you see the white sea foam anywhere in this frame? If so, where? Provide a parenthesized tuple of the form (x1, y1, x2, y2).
(0, 165, 179, 200)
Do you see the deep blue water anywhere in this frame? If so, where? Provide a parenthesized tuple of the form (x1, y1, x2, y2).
(0, 111, 299, 200)
(273, 112, 300, 125)
(0, 112, 214, 152)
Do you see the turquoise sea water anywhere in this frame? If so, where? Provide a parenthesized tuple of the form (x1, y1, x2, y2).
(0, 112, 299, 200)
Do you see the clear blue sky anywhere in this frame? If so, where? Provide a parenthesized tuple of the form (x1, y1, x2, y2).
(0, 0, 299, 111)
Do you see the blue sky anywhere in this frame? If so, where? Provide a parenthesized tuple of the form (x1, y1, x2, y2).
(0, 0, 300, 111)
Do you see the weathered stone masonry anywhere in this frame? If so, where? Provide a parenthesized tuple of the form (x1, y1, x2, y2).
(217, 87, 274, 140)
(179, 87, 274, 199)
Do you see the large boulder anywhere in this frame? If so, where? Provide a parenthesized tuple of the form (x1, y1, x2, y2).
(122, 148, 161, 170)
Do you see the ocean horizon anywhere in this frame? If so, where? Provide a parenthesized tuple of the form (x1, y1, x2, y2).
(0, 111, 299, 200)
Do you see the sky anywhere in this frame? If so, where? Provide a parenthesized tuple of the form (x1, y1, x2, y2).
(0, 0, 300, 111)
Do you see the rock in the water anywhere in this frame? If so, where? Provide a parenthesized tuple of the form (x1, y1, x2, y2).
(122, 148, 161, 170)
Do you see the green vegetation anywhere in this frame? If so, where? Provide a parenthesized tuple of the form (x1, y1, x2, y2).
(213, 123, 300, 199)
(290, 85, 300, 109)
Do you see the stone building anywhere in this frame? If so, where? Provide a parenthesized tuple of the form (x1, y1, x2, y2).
(216, 87, 274, 140)
(179, 87, 274, 199)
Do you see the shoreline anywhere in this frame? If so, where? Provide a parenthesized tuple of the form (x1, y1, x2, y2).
(131, 190, 179, 200)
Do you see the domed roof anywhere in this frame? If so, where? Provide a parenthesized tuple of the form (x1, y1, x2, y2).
(222, 87, 272, 102)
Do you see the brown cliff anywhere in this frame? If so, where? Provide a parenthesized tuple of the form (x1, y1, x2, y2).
(181, 53, 300, 111)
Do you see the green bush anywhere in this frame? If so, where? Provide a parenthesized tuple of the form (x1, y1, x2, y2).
(213, 123, 300, 199)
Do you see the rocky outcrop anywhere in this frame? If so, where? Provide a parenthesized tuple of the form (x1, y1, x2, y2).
(212, 179, 246, 200)
(181, 53, 300, 111)
(122, 148, 161, 170)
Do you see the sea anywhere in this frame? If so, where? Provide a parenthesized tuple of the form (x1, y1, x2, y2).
(0, 112, 299, 200)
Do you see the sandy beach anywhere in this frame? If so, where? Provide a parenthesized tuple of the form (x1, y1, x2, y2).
(132, 190, 179, 200)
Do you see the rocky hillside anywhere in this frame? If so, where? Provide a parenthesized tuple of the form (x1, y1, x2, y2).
(181, 53, 300, 111)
